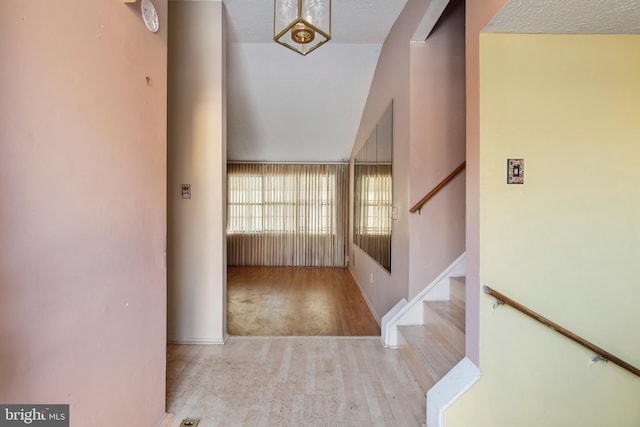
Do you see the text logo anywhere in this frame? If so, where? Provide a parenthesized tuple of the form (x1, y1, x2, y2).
(0, 405, 68, 427)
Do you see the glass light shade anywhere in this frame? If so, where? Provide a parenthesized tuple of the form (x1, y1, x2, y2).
(274, 0, 331, 56)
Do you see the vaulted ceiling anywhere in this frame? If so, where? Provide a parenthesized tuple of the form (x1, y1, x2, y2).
(222, 0, 640, 162)
(224, 0, 408, 162)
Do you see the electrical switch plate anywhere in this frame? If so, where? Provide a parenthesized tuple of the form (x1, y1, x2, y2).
(181, 184, 191, 199)
(507, 159, 524, 184)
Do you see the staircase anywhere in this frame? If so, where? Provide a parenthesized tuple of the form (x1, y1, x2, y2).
(397, 277, 466, 394)
(381, 255, 477, 427)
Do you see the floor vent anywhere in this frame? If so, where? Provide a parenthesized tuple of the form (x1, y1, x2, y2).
(179, 419, 200, 427)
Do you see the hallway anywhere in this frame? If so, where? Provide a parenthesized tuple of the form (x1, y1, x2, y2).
(227, 267, 380, 336)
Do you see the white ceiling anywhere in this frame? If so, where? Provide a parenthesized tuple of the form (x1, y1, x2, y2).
(221, 0, 640, 162)
(227, 43, 383, 162)
(223, 0, 408, 162)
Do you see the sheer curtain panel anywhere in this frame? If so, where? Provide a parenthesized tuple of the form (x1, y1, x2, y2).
(227, 163, 348, 267)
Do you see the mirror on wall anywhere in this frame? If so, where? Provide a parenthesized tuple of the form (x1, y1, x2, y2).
(353, 101, 393, 272)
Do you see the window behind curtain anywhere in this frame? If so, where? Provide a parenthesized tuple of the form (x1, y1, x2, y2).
(353, 163, 392, 270)
(227, 163, 348, 267)
(355, 168, 392, 236)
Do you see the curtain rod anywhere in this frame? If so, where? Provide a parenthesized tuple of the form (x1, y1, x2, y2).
(227, 161, 349, 165)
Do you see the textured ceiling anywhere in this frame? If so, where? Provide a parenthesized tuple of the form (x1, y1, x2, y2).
(486, 0, 640, 33)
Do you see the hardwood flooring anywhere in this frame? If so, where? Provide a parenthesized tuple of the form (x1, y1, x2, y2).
(227, 267, 380, 336)
(166, 338, 426, 426)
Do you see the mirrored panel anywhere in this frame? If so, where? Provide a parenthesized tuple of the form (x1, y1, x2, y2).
(353, 101, 393, 272)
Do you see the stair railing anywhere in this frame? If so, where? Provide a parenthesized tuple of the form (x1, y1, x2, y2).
(484, 285, 640, 378)
(409, 161, 466, 214)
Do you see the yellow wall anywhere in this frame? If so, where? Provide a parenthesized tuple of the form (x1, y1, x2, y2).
(448, 34, 640, 426)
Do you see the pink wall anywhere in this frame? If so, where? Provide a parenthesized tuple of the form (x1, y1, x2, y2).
(465, 0, 508, 365)
(349, 0, 430, 319)
(0, 1, 167, 425)
(408, 0, 466, 299)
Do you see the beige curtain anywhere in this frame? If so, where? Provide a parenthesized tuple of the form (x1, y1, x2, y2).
(353, 164, 392, 270)
(227, 163, 348, 267)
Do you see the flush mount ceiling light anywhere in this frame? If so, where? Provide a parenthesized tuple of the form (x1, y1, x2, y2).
(274, 0, 331, 56)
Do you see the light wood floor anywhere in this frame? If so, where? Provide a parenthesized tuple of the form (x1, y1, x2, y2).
(227, 267, 380, 336)
(166, 338, 426, 426)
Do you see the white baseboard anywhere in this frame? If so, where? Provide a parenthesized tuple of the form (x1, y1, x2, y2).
(168, 334, 228, 345)
(155, 412, 175, 427)
(348, 267, 381, 326)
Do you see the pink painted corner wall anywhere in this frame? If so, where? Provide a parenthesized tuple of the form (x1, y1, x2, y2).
(349, 0, 431, 319)
(465, 0, 509, 365)
(408, 0, 466, 299)
(0, 1, 167, 425)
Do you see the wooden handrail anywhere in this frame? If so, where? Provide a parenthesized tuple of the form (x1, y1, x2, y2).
(409, 161, 466, 214)
(483, 285, 640, 378)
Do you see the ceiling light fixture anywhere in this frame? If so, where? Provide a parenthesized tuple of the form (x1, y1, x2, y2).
(274, 0, 331, 56)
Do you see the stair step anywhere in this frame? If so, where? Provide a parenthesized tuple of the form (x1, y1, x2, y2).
(397, 328, 438, 394)
(397, 324, 464, 390)
(449, 276, 466, 304)
(396, 275, 466, 395)
(423, 275, 466, 333)
(424, 299, 465, 334)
